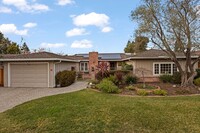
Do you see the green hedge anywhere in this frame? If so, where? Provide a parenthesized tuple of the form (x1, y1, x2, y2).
(172, 72, 181, 84)
(159, 74, 173, 83)
(195, 69, 200, 79)
(96, 79, 119, 93)
(55, 70, 76, 87)
(55, 71, 62, 86)
(125, 74, 138, 85)
(136, 89, 149, 96)
(194, 77, 200, 86)
(153, 89, 168, 96)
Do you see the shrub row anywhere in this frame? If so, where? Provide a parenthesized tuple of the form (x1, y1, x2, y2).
(159, 70, 200, 85)
(95, 70, 132, 81)
(159, 72, 181, 84)
(109, 74, 138, 86)
(96, 74, 138, 93)
(194, 69, 200, 79)
(194, 78, 200, 86)
(125, 75, 138, 85)
(194, 69, 200, 86)
(55, 70, 76, 87)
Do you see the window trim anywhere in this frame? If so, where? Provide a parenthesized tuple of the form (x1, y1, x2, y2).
(80, 62, 89, 72)
(153, 62, 178, 76)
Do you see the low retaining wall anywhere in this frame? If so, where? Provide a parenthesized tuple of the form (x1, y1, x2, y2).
(138, 77, 160, 83)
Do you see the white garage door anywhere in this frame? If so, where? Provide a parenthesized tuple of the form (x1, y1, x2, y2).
(10, 64, 48, 87)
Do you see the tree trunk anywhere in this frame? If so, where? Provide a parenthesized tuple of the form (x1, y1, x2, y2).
(181, 71, 196, 88)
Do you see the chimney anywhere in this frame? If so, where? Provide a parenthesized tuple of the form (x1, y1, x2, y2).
(89, 52, 98, 79)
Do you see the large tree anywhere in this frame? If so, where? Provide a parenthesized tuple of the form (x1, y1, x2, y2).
(124, 36, 149, 53)
(0, 32, 22, 54)
(6, 43, 21, 54)
(131, 0, 200, 87)
(0, 32, 11, 54)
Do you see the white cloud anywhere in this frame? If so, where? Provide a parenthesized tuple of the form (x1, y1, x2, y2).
(0, 24, 28, 35)
(0, 6, 12, 13)
(72, 12, 113, 33)
(31, 4, 49, 11)
(57, 0, 75, 6)
(101, 27, 113, 33)
(40, 43, 66, 48)
(66, 28, 89, 37)
(2, 0, 49, 13)
(71, 39, 93, 48)
(2, 0, 27, 7)
(23, 22, 37, 28)
(72, 12, 110, 27)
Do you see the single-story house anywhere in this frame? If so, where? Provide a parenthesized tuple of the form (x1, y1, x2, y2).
(0, 52, 79, 88)
(0, 49, 199, 87)
(123, 49, 199, 82)
(69, 49, 199, 82)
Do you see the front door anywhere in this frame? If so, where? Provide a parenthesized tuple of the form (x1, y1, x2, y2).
(0, 69, 3, 86)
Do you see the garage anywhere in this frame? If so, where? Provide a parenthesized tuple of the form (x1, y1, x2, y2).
(10, 63, 48, 87)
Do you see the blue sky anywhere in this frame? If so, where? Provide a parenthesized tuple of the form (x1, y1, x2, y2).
(0, 0, 141, 54)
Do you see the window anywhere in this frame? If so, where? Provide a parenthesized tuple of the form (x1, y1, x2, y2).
(160, 64, 171, 74)
(153, 63, 177, 75)
(173, 64, 178, 73)
(80, 62, 88, 72)
(154, 64, 159, 74)
(71, 66, 75, 71)
(110, 62, 116, 70)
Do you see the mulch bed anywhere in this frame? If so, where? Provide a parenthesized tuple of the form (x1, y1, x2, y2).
(120, 83, 200, 96)
(148, 83, 200, 95)
(89, 82, 200, 96)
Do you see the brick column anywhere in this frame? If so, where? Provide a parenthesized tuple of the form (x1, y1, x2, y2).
(89, 52, 98, 79)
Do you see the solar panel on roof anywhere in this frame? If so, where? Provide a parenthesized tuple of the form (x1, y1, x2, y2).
(76, 53, 122, 60)
(99, 54, 121, 60)
(77, 54, 89, 57)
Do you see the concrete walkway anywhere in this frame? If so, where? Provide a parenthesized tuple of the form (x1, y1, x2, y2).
(0, 81, 88, 113)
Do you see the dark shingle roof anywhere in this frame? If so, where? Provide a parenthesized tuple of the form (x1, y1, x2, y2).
(71, 49, 198, 61)
(123, 49, 198, 60)
(0, 49, 198, 62)
(0, 52, 78, 62)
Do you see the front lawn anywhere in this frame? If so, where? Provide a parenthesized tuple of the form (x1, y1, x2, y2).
(0, 90, 200, 133)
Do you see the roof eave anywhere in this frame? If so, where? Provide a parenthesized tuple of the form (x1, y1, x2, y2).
(122, 56, 199, 61)
(0, 58, 80, 62)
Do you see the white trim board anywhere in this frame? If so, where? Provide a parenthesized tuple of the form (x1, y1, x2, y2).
(153, 62, 177, 76)
(7, 63, 10, 87)
(0, 58, 80, 62)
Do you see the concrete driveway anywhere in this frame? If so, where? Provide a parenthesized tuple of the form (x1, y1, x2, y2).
(0, 81, 88, 113)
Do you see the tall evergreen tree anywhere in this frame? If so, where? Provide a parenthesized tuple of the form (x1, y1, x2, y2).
(21, 42, 30, 53)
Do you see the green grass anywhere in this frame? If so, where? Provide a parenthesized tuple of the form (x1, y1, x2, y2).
(0, 90, 200, 133)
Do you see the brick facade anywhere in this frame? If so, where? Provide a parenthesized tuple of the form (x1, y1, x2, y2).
(89, 52, 99, 79)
